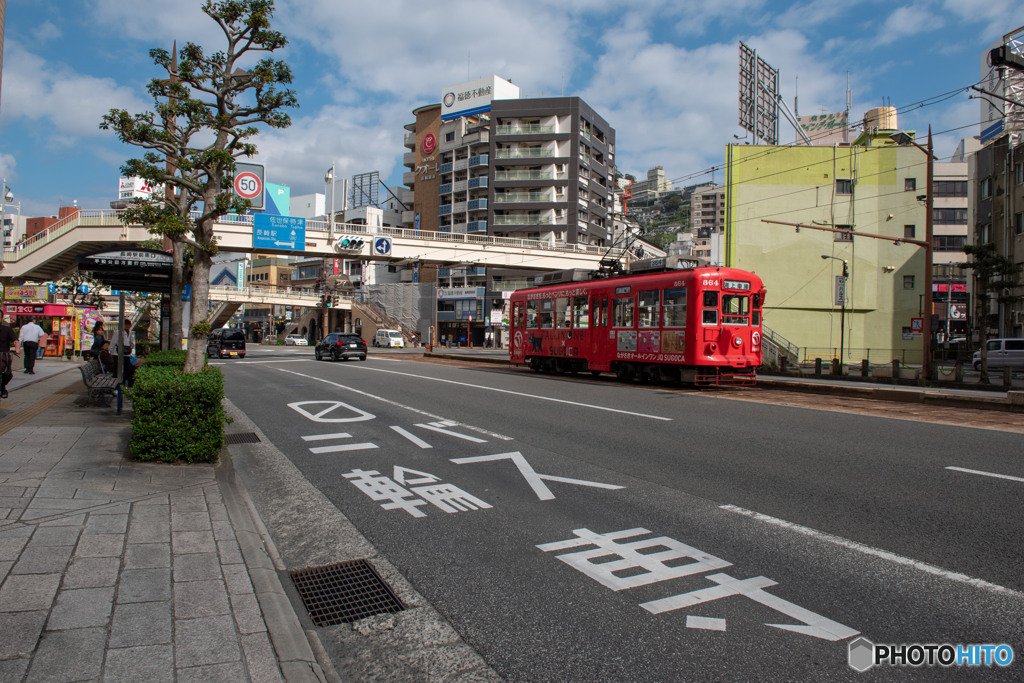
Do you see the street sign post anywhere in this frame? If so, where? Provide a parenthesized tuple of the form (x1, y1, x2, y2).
(233, 163, 264, 209)
(253, 215, 305, 252)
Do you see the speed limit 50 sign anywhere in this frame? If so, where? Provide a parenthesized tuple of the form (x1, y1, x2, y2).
(233, 163, 264, 209)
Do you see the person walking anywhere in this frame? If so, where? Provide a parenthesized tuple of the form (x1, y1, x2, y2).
(18, 317, 46, 375)
(0, 318, 21, 399)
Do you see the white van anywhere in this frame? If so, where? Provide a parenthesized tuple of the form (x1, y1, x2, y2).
(374, 329, 405, 348)
(973, 338, 1024, 370)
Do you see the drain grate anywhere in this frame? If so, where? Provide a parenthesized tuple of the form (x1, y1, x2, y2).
(224, 432, 261, 445)
(290, 559, 405, 626)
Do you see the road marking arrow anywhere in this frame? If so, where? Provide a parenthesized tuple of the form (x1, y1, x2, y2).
(451, 451, 624, 500)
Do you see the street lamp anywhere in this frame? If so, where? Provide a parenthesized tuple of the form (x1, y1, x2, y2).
(325, 164, 336, 242)
(891, 128, 936, 380)
(821, 254, 848, 373)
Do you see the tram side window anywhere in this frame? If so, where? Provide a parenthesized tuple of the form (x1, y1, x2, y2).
(638, 290, 659, 328)
(540, 299, 554, 328)
(612, 297, 634, 328)
(572, 296, 589, 328)
(556, 297, 571, 328)
(702, 291, 718, 325)
(721, 295, 750, 325)
(526, 300, 539, 328)
(514, 302, 524, 329)
(663, 287, 687, 327)
(752, 292, 762, 326)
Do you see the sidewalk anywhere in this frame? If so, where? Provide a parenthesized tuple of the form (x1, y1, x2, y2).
(0, 359, 330, 682)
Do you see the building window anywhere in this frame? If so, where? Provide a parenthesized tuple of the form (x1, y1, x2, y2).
(903, 275, 915, 289)
(1016, 212, 1024, 235)
(1016, 163, 1024, 185)
(934, 235, 967, 251)
(933, 180, 967, 197)
(445, 132, 455, 142)
(836, 179, 853, 195)
(905, 178, 917, 191)
(980, 177, 993, 199)
(933, 208, 968, 224)
(834, 224, 854, 242)
(904, 225, 916, 239)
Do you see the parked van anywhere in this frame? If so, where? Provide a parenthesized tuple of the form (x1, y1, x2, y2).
(207, 328, 246, 359)
(373, 329, 405, 348)
(973, 338, 1024, 370)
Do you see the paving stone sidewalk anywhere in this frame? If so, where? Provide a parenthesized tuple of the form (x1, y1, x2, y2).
(0, 361, 326, 682)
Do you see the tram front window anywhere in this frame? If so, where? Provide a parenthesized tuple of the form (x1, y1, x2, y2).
(722, 294, 750, 325)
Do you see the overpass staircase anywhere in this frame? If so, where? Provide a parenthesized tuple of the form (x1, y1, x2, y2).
(353, 300, 414, 341)
(209, 302, 243, 329)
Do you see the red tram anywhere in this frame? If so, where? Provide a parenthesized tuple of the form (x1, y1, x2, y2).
(509, 256, 766, 385)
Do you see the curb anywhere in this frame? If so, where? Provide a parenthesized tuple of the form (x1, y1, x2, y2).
(216, 454, 337, 682)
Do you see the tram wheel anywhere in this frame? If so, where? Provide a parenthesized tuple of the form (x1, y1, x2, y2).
(590, 370, 602, 378)
(616, 364, 633, 382)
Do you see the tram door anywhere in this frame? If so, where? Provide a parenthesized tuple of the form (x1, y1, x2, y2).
(589, 295, 613, 371)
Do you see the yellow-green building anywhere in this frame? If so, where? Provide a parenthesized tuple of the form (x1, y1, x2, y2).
(725, 123, 930, 365)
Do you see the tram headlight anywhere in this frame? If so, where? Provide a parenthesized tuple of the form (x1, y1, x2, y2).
(705, 342, 717, 355)
(733, 336, 742, 348)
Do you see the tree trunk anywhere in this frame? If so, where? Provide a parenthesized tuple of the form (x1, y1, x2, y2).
(170, 241, 185, 353)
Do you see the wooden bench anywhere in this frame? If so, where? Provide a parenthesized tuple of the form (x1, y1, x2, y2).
(79, 359, 119, 405)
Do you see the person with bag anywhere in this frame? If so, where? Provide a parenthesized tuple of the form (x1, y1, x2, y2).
(0, 318, 21, 399)
(90, 320, 107, 361)
(17, 316, 46, 375)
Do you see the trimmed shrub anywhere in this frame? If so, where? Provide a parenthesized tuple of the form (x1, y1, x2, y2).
(142, 349, 187, 368)
(129, 366, 225, 463)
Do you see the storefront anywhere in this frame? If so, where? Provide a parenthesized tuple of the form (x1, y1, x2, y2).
(3, 300, 96, 357)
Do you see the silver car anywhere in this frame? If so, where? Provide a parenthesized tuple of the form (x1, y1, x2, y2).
(284, 334, 308, 346)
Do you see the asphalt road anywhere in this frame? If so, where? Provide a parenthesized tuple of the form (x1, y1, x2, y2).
(218, 345, 1024, 681)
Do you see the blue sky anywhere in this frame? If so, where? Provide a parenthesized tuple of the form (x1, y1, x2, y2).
(1, 0, 1023, 220)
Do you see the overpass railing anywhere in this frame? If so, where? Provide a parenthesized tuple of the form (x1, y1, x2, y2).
(3, 209, 624, 263)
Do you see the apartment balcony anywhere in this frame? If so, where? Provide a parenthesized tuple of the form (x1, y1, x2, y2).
(454, 159, 469, 172)
(496, 148, 555, 159)
(440, 162, 453, 174)
(467, 220, 487, 233)
(469, 154, 489, 168)
(439, 204, 452, 216)
(468, 176, 488, 189)
(439, 183, 453, 195)
(495, 192, 552, 203)
(495, 170, 554, 181)
(397, 188, 414, 205)
(404, 132, 416, 148)
(492, 214, 553, 225)
(467, 199, 488, 211)
(402, 210, 416, 225)
(403, 152, 415, 167)
(495, 124, 556, 135)
(464, 131, 489, 145)
(402, 171, 415, 186)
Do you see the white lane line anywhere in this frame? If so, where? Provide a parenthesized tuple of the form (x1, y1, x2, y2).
(309, 443, 379, 454)
(415, 423, 488, 443)
(302, 432, 351, 441)
(945, 466, 1024, 484)
(339, 365, 673, 421)
(390, 426, 433, 449)
(719, 504, 1024, 598)
(276, 368, 514, 441)
(686, 616, 727, 631)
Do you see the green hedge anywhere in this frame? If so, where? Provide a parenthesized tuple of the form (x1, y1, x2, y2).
(142, 349, 187, 368)
(129, 365, 225, 463)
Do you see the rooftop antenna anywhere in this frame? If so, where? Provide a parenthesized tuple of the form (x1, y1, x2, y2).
(845, 71, 851, 142)
(794, 76, 799, 117)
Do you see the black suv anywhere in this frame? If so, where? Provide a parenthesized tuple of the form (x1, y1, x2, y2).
(315, 333, 367, 361)
(206, 328, 246, 359)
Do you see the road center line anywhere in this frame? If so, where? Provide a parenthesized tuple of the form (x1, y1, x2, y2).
(342, 365, 673, 421)
(719, 504, 1023, 599)
(945, 466, 1024, 484)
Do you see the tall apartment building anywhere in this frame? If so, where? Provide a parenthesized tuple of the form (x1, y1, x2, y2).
(400, 77, 617, 346)
(629, 166, 672, 205)
(688, 183, 725, 234)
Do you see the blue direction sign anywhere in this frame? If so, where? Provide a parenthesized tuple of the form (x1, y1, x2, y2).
(373, 237, 392, 256)
(254, 214, 305, 252)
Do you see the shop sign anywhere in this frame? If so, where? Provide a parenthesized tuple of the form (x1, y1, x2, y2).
(4, 285, 48, 301)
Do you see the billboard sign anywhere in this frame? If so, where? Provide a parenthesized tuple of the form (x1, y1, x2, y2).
(738, 41, 779, 145)
(253, 214, 305, 252)
(441, 75, 520, 121)
(798, 112, 848, 145)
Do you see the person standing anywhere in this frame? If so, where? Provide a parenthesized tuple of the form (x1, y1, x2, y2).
(0, 318, 21, 399)
(18, 317, 46, 375)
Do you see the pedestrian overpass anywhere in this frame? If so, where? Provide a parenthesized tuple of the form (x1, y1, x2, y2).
(1, 209, 628, 284)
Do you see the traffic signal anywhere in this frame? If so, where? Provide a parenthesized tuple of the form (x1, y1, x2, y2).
(333, 293, 340, 306)
(325, 293, 333, 308)
(336, 235, 365, 251)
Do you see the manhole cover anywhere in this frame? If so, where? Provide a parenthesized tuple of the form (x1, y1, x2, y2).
(225, 432, 260, 445)
(290, 559, 405, 626)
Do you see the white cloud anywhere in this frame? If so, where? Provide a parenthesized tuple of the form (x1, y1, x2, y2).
(1, 41, 151, 145)
(32, 21, 62, 43)
(874, 3, 945, 45)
